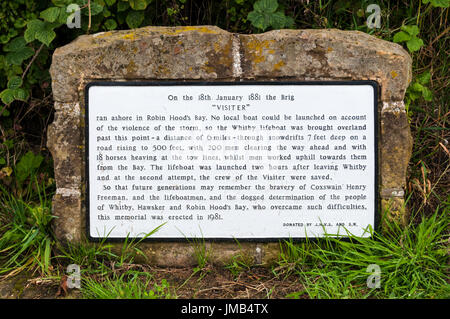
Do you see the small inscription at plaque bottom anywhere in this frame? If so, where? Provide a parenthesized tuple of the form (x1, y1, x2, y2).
(87, 83, 377, 240)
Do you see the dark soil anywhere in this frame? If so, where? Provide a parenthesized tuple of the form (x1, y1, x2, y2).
(0, 265, 305, 299)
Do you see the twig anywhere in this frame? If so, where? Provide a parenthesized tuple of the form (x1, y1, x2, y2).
(0, 43, 44, 118)
(429, 25, 450, 47)
(22, 43, 44, 81)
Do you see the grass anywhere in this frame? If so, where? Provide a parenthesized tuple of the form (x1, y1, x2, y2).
(283, 208, 449, 299)
(82, 271, 174, 299)
(0, 181, 54, 279)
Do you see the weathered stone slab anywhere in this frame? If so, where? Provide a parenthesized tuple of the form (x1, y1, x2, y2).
(380, 101, 413, 190)
(49, 26, 413, 266)
(47, 102, 83, 190)
(50, 26, 236, 102)
(239, 29, 412, 102)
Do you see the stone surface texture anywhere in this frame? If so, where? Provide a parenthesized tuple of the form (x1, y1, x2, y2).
(48, 26, 413, 266)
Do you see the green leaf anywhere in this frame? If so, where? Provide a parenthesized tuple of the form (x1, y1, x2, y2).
(424, 0, 450, 8)
(14, 19, 28, 29)
(37, 26, 57, 47)
(5, 47, 34, 65)
(254, 0, 278, 13)
(126, 10, 145, 28)
(393, 31, 410, 43)
(422, 87, 433, 101)
(269, 11, 287, 29)
(418, 71, 431, 85)
(104, 19, 118, 30)
(117, 1, 130, 12)
(105, 0, 116, 5)
(248, 11, 267, 31)
(13, 88, 29, 101)
(92, 2, 105, 16)
(81, 1, 104, 16)
(3, 140, 13, 150)
(401, 25, 420, 37)
(0, 89, 15, 105)
(0, 157, 6, 165)
(129, 0, 148, 10)
(40, 7, 61, 23)
(25, 19, 43, 43)
(7, 76, 22, 90)
(15, 151, 44, 185)
(411, 82, 424, 92)
(3, 37, 27, 52)
(0, 35, 10, 44)
(57, 7, 71, 24)
(407, 37, 424, 52)
(103, 7, 112, 17)
(25, 20, 57, 46)
(284, 15, 295, 28)
(52, 0, 71, 6)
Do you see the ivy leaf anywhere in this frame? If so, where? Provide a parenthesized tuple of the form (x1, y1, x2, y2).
(126, 10, 145, 28)
(105, 0, 117, 5)
(0, 89, 15, 105)
(40, 7, 61, 23)
(7, 76, 23, 90)
(129, 0, 148, 10)
(407, 37, 424, 52)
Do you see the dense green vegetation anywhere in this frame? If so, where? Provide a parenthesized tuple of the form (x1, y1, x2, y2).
(0, 0, 448, 299)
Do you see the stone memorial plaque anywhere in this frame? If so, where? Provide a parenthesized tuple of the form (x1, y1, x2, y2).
(86, 82, 378, 240)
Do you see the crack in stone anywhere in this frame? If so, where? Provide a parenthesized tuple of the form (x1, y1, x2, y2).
(232, 34, 242, 79)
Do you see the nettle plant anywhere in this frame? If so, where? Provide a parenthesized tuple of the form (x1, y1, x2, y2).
(247, 0, 293, 31)
(393, 25, 424, 53)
